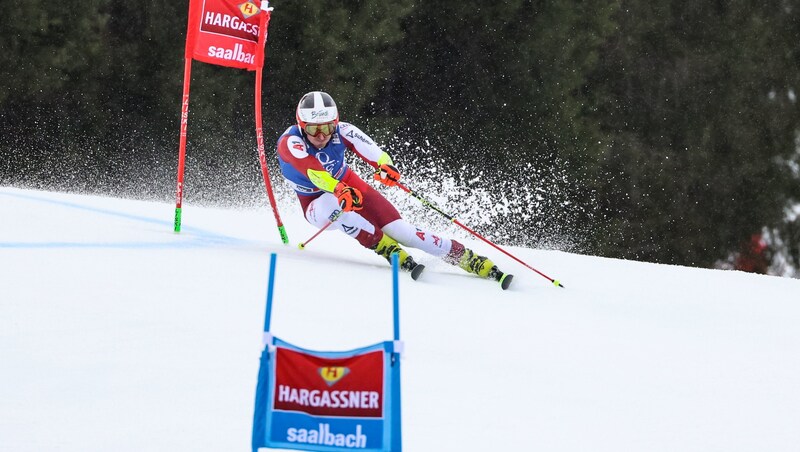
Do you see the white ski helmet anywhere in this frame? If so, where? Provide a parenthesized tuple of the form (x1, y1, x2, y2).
(296, 91, 339, 129)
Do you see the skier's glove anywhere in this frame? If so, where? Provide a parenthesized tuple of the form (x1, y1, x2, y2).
(333, 182, 363, 212)
(373, 163, 401, 187)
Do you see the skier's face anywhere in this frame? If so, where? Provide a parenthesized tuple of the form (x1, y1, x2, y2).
(306, 130, 331, 149)
(303, 121, 336, 149)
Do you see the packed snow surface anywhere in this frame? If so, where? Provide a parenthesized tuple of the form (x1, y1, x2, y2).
(2, 187, 799, 451)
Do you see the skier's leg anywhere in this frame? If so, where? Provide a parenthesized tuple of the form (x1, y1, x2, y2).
(383, 219, 503, 279)
(382, 219, 452, 257)
(300, 193, 380, 247)
(339, 171, 403, 228)
(300, 193, 421, 272)
(329, 174, 509, 285)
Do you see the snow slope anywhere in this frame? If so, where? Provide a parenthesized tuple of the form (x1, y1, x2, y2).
(1, 186, 799, 451)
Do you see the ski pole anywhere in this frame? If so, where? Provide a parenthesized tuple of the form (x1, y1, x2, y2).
(297, 210, 344, 250)
(396, 182, 565, 288)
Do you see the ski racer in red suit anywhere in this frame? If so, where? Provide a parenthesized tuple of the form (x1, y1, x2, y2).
(276, 91, 512, 288)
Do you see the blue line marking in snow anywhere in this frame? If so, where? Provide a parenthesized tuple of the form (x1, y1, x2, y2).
(0, 240, 234, 249)
(0, 189, 252, 249)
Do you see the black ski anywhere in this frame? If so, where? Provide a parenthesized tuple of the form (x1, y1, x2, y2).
(497, 272, 513, 290)
(410, 263, 425, 280)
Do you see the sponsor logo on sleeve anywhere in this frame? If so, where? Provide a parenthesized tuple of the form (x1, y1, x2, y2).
(345, 129, 374, 146)
(341, 224, 358, 236)
(287, 136, 308, 159)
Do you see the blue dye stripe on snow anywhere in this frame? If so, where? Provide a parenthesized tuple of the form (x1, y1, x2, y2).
(0, 240, 239, 249)
(0, 190, 250, 249)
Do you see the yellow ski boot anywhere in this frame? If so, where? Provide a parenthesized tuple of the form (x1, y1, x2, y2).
(458, 248, 513, 290)
(370, 234, 425, 280)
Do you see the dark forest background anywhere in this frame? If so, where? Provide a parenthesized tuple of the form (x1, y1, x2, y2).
(1, 0, 799, 274)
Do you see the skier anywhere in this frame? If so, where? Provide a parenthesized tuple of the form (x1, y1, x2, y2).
(734, 233, 771, 274)
(276, 91, 512, 288)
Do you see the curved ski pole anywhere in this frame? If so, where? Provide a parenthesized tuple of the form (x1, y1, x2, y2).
(396, 182, 565, 288)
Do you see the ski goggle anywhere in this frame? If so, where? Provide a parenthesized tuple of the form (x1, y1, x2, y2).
(303, 122, 337, 137)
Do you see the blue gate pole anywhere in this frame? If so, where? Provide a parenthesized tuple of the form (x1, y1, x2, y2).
(391, 253, 400, 341)
(263, 252, 278, 333)
(390, 252, 403, 449)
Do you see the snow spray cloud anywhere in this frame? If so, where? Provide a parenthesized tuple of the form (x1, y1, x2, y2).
(349, 132, 600, 253)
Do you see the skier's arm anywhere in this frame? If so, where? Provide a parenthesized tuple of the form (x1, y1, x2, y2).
(339, 122, 390, 168)
(339, 122, 401, 186)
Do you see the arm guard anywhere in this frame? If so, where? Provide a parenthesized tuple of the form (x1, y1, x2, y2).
(377, 151, 394, 167)
(306, 168, 340, 193)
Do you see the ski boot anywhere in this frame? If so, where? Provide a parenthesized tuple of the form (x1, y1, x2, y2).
(458, 248, 513, 290)
(488, 265, 513, 290)
(371, 234, 425, 280)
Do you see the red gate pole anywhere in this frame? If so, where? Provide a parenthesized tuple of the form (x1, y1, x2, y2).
(253, 2, 288, 244)
(254, 68, 288, 244)
(173, 57, 192, 232)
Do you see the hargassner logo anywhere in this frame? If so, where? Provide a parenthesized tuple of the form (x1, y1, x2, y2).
(238, 0, 260, 18)
(201, 0, 260, 41)
(319, 366, 350, 386)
